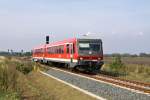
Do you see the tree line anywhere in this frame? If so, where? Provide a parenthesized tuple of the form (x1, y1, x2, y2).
(0, 51, 31, 56)
(0, 51, 150, 57)
(104, 53, 150, 57)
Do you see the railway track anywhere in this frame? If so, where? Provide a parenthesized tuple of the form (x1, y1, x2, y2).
(72, 71, 150, 94)
(43, 67, 150, 100)
(39, 64, 150, 99)
(47, 66, 150, 94)
(94, 75, 150, 94)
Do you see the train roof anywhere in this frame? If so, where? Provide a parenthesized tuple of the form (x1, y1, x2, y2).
(33, 37, 102, 49)
(46, 38, 76, 47)
(46, 38, 102, 46)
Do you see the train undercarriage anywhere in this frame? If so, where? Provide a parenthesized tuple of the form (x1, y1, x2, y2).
(33, 58, 104, 73)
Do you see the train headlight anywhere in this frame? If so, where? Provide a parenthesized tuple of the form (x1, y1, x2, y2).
(80, 57, 83, 60)
(98, 58, 101, 60)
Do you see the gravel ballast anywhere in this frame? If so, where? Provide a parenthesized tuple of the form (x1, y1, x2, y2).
(46, 68, 150, 100)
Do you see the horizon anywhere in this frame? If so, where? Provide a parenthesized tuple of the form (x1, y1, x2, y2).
(0, 48, 149, 55)
(0, 0, 150, 54)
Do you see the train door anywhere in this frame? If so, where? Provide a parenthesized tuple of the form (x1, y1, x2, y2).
(70, 43, 73, 63)
(66, 43, 74, 63)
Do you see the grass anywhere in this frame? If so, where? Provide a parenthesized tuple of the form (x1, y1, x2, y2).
(0, 56, 41, 99)
(1, 55, 149, 99)
(0, 91, 19, 100)
(0, 58, 20, 99)
(104, 56, 150, 65)
(27, 71, 96, 100)
(0, 56, 96, 100)
(0, 56, 35, 99)
(120, 64, 150, 82)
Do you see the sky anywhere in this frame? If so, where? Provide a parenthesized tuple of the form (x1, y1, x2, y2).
(0, 0, 150, 54)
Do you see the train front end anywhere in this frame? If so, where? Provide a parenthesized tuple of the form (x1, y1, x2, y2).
(76, 38, 104, 72)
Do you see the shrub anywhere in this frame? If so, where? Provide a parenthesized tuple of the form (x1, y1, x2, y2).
(16, 62, 34, 74)
(109, 55, 126, 74)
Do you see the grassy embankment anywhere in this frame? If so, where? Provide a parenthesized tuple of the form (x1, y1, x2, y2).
(102, 56, 150, 83)
(0, 56, 96, 100)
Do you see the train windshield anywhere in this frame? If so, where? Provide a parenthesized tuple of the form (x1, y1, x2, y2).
(79, 43, 100, 51)
(78, 39, 102, 55)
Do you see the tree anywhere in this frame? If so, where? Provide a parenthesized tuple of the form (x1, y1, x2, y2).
(139, 53, 150, 57)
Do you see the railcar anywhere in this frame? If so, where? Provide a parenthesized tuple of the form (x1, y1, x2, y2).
(32, 38, 104, 72)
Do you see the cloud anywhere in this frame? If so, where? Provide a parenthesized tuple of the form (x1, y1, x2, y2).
(138, 32, 144, 36)
(111, 32, 117, 35)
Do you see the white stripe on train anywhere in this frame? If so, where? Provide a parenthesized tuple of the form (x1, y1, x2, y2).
(33, 57, 98, 63)
(33, 57, 78, 63)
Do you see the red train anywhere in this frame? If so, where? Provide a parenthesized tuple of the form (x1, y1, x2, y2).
(32, 37, 104, 72)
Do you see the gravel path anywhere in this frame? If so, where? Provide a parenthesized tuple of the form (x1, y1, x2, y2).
(46, 68, 150, 100)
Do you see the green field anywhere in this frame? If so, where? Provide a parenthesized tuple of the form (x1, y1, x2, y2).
(104, 57, 150, 65)
(102, 56, 150, 83)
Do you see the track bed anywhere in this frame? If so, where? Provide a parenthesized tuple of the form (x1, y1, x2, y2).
(44, 68, 150, 100)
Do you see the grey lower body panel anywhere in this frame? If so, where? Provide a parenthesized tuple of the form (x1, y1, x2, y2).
(72, 60, 104, 72)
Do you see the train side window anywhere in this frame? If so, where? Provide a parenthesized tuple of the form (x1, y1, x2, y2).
(48, 47, 52, 54)
(50, 47, 52, 54)
(57, 47, 59, 54)
(66, 44, 69, 54)
(55, 47, 57, 54)
(51, 47, 54, 54)
(41, 49, 43, 53)
(58, 48, 60, 54)
(56, 47, 58, 54)
(61, 46, 63, 54)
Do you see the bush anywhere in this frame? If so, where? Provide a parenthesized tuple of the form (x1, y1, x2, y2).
(109, 55, 126, 74)
(16, 62, 34, 74)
